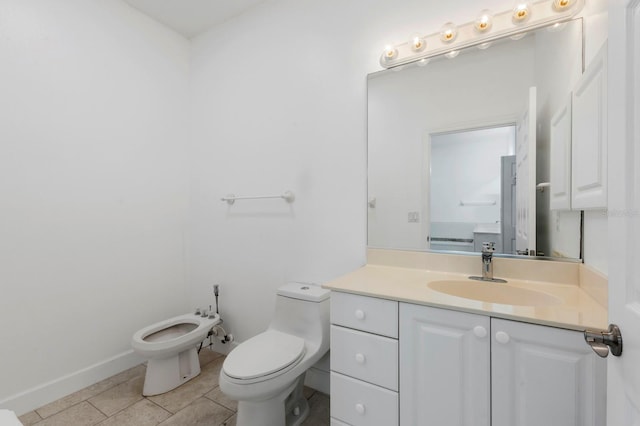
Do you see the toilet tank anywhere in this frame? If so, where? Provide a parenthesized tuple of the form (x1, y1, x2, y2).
(276, 282, 330, 303)
(269, 283, 330, 347)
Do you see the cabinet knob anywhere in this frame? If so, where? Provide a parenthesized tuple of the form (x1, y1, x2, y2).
(355, 353, 366, 364)
(355, 403, 366, 414)
(495, 331, 510, 344)
(473, 326, 487, 338)
(354, 309, 365, 320)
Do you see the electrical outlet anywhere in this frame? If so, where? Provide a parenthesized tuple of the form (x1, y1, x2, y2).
(408, 211, 420, 223)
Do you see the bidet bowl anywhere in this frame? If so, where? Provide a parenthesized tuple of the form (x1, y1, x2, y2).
(428, 280, 563, 306)
(132, 313, 220, 359)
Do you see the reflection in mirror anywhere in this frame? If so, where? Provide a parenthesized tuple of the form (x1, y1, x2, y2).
(430, 126, 515, 254)
(368, 19, 583, 260)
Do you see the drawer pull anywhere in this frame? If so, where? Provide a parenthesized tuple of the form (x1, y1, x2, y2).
(355, 353, 366, 364)
(495, 331, 510, 344)
(355, 403, 366, 414)
(473, 326, 487, 338)
(354, 309, 366, 320)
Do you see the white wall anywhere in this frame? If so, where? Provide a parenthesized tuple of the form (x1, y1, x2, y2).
(0, 0, 191, 412)
(584, 210, 608, 274)
(186, 0, 523, 344)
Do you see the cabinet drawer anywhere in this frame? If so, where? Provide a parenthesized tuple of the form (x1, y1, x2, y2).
(331, 325, 398, 391)
(330, 372, 398, 426)
(331, 292, 398, 338)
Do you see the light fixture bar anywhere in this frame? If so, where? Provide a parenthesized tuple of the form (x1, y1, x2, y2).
(379, 0, 584, 68)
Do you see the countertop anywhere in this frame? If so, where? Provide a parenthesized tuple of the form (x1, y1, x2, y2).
(323, 263, 608, 332)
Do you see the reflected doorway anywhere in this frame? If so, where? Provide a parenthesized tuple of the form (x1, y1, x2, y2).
(428, 125, 517, 254)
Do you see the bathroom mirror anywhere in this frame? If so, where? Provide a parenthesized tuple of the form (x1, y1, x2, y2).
(368, 19, 583, 259)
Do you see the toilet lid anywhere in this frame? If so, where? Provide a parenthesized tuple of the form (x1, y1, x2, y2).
(223, 330, 306, 380)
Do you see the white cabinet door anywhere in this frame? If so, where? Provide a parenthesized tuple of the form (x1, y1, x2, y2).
(491, 319, 606, 426)
(549, 95, 572, 210)
(399, 303, 490, 426)
(571, 43, 607, 209)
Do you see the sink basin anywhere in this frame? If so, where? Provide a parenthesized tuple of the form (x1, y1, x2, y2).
(428, 280, 563, 307)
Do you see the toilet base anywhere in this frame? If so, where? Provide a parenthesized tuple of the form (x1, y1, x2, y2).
(235, 374, 309, 426)
(285, 376, 309, 426)
(142, 346, 201, 396)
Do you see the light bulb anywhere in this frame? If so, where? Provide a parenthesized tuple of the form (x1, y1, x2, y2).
(475, 10, 494, 32)
(382, 45, 398, 61)
(416, 58, 430, 67)
(439, 22, 458, 43)
(409, 33, 426, 52)
(553, 0, 574, 10)
(512, 2, 531, 23)
(477, 42, 492, 50)
(445, 50, 459, 59)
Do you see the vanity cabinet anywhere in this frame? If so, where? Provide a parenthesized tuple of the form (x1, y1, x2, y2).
(491, 318, 606, 426)
(400, 304, 490, 426)
(330, 292, 399, 426)
(400, 303, 606, 426)
(330, 292, 606, 426)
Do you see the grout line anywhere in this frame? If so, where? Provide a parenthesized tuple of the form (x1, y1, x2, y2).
(24, 411, 43, 423)
(201, 388, 237, 412)
(85, 399, 107, 417)
(35, 365, 147, 419)
(206, 398, 236, 414)
(144, 396, 174, 417)
(18, 411, 43, 426)
(85, 375, 145, 418)
(220, 410, 236, 426)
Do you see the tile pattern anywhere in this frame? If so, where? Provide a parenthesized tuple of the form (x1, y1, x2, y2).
(20, 350, 329, 426)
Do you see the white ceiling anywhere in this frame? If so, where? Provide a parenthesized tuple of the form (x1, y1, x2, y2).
(123, 0, 267, 38)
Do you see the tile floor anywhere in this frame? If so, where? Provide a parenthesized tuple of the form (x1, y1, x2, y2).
(18, 350, 330, 426)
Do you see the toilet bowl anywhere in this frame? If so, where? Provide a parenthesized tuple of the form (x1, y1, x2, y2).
(132, 312, 221, 396)
(219, 283, 330, 426)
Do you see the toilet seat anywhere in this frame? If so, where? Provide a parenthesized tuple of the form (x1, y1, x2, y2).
(223, 330, 306, 381)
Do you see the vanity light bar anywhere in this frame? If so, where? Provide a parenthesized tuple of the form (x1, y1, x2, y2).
(379, 0, 584, 69)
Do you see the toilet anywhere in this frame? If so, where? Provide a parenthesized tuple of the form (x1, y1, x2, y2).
(132, 312, 221, 396)
(219, 283, 330, 426)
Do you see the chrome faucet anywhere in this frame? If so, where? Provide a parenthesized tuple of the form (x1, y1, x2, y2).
(481, 242, 495, 280)
(469, 242, 507, 283)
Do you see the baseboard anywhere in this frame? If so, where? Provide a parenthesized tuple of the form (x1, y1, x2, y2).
(0, 350, 144, 416)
